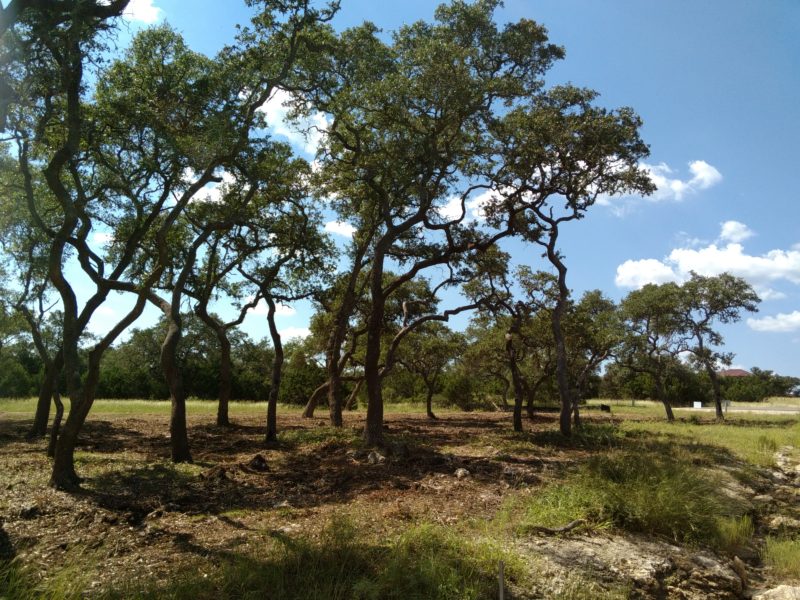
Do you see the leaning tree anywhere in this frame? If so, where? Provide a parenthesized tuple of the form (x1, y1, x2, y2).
(484, 86, 654, 436)
(678, 272, 760, 420)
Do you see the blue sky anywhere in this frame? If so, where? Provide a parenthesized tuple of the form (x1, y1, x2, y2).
(77, 0, 800, 377)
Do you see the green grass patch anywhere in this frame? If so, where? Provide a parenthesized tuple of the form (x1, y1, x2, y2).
(0, 546, 99, 600)
(715, 515, 754, 555)
(621, 418, 800, 467)
(277, 426, 362, 449)
(762, 536, 800, 579)
(104, 518, 513, 600)
(506, 448, 747, 546)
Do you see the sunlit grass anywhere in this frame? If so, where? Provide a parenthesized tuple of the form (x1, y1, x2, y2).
(621, 419, 800, 467)
(501, 448, 747, 546)
(99, 519, 514, 600)
(762, 536, 800, 579)
(0, 397, 460, 419)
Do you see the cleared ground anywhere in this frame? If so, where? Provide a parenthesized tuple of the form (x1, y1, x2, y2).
(1, 400, 799, 598)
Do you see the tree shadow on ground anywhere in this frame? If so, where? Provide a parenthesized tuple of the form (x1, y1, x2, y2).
(82, 413, 549, 520)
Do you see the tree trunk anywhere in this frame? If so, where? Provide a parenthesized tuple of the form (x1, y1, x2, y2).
(425, 384, 437, 420)
(654, 376, 675, 422)
(49, 295, 146, 489)
(363, 252, 386, 447)
(265, 297, 284, 443)
(705, 363, 724, 421)
(49, 349, 104, 489)
(508, 355, 525, 433)
(572, 394, 581, 429)
(302, 381, 329, 418)
(543, 230, 573, 437)
(47, 390, 63, 458)
(28, 362, 56, 439)
(216, 332, 232, 427)
(344, 378, 363, 411)
(328, 367, 344, 427)
(525, 379, 540, 420)
(161, 317, 192, 463)
(49, 402, 84, 490)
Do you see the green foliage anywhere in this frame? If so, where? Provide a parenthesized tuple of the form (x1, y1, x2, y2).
(441, 369, 478, 411)
(721, 368, 800, 403)
(762, 536, 800, 579)
(0, 355, 35, 397)
(103, 519, 511, 600)
(512, 449, 746, 545)
(279, 342, 325, 405)
(715, 515, 754, 555)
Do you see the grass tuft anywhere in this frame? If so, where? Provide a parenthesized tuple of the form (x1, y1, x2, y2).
(511, 448, 746, 546)
(762, 536, 800, 579)
(714, 515, 754, 555)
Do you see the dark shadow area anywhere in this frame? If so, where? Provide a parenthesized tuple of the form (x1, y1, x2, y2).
(0, 521, 13, 563)
(79, 412, 550, 518)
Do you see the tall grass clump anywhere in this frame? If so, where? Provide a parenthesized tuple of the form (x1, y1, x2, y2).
(762, 536, 800, 579)
(714, 515, 754, 555)
(514, 449, 745, 545)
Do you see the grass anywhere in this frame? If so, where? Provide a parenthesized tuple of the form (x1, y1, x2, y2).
(715, 515, 754, 555)
(762, 536, 800, 579)
(97, 518, 512, 600)
(3, 399, 799, 596)
(0, 397, 460, 419)
(621, 418, 800, 467)
(503, 446, 748, 547)
(0, 547, 99, 600)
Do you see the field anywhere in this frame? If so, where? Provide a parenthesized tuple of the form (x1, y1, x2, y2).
(1, 399, 799, 599)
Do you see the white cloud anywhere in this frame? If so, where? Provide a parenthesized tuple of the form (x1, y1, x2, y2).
(436, 193, 492, 221)
(122, 0, 162, 23)
(673, 231, 707, 249)
(438, 196, 465, 221)
(641, 160, 722, 202)
(92, 231, 114, 245)
(601, 160, 722, 214)
(466, 189, 502, 220)
(435, 188, 513, 223)
(96, 305, 116, 317)
(279, 326, 311, 340)
(249, 298, 296, 317)
(615, 221, 800, 293)
(198, 170, 236, 204)
(324, 220, 356, 238)
(258, 89, 328, 155)
(615, 258, 683, 288)
(719, 220, 754, 244)
(748, 311, 800, 333)
(754, 287, 786, 301)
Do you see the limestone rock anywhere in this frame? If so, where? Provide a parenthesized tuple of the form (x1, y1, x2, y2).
(367, 450, 386, 465)
(754, 586, 800, 600)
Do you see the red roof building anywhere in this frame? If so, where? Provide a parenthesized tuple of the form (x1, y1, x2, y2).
(718, 369, 751, 377)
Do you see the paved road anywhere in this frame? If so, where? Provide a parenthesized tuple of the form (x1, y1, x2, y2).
(675, 406, 800, 415)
